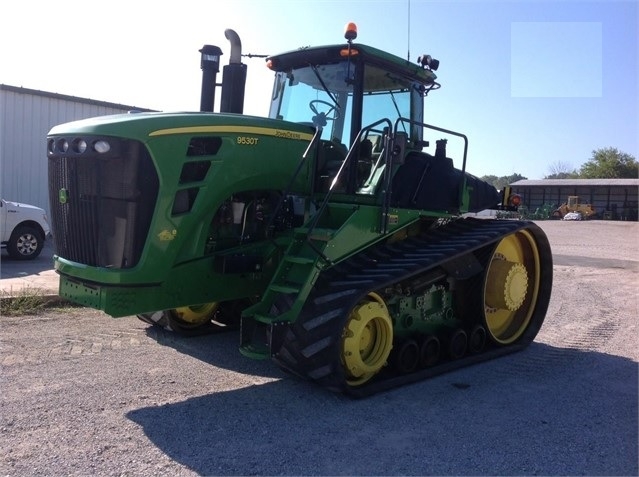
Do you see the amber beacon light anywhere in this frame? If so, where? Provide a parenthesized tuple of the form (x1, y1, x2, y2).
(344, 22, 358, 41)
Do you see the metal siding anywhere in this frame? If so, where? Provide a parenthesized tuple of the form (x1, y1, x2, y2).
(512, 178, 639, 187)
(0, 88, 135, 218)
(512, 184, 638, 220)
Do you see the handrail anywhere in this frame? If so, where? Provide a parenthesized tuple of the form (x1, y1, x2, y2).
(393, 117, 469, 213)
(394, 118, 468, 174)
(307, 118, 393, 235)
(380, 128, 394, 234)
(266, 126, 323, 238)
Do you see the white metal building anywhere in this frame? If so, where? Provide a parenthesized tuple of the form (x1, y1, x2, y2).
(0, 84, 152, 217)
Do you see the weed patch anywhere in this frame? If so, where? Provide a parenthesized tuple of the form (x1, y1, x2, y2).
(0, 286, 49, 316)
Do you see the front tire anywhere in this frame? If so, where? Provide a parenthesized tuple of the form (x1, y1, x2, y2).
(7, 225, 44, 260)
(137, 302, 219, 335)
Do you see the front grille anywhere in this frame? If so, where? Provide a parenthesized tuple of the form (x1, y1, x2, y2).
(48, 137, 159, 268)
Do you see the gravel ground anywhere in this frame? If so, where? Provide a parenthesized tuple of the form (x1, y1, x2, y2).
(1, 220, 637, 476)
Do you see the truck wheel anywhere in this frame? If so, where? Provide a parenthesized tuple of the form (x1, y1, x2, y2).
(7, 225, 44, 260)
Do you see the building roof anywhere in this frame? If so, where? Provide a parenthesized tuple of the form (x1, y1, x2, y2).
(0, 84, 155, 113)
(511, 178, 639, 187)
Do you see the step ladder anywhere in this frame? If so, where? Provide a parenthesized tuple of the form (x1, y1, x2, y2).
(239, 226, 335, 358)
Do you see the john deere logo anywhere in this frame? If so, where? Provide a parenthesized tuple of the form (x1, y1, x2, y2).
(158, 229, 177, 241)
(59, 188, 68, 204)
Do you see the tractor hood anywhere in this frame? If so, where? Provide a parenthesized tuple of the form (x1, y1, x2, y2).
(48, 112, 315, 145)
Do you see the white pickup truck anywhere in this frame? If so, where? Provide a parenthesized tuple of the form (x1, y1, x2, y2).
(1, 198, 51, 260)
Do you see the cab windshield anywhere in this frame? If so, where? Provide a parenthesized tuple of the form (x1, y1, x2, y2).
(269, 60, 422, 147)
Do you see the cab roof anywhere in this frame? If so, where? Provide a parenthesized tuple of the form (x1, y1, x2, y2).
(266, 43, 437, 87)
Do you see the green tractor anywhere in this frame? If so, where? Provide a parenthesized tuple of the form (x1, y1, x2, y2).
(47, 24, 552, 396)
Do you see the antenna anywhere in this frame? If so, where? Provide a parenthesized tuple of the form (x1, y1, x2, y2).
(407, 0, 411, 61)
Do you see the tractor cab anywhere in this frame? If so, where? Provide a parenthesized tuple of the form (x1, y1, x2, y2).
(266, 23, 440, 195)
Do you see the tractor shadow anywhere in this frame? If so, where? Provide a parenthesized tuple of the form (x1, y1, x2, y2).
(127, 342, 638, 476)
(141, 323, 282, 379)
(553, 253, 638, 270)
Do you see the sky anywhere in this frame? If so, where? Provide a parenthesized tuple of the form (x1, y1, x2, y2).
(1, 0, 637, 180)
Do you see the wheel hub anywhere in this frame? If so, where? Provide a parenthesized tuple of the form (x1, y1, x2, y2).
(173, 303, 218, 324)
(485, 259, 528, 311)
(17, 235, 38, 255)
(342, 294, 393, 385)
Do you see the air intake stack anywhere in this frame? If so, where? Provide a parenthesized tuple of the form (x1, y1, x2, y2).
(199, 44, 222, 112)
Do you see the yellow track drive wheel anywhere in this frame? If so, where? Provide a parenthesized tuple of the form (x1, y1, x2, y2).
(169, 303, 219, 329)
(483, 230, 541, 345)
(341, 292, 394, 387)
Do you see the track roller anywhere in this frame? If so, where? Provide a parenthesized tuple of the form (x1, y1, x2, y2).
(392, 339, 419, 374)
(447, 328, 468, 359)
(419, 335, 441, 368)
(468, 325, 487, 354)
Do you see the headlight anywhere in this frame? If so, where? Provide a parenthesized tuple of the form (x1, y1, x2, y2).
(93, 140, 111, 154)
(73, 138, 88, 154)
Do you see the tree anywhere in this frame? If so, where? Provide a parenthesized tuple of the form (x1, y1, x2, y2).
(579, 148, 638, 179)
(480, 173, 528, 191)
(545, 160, 579, 179)
(481, 175, 499, 188)
(504, 173, 527, 185)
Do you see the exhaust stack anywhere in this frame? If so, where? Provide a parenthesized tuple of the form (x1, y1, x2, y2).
(220, 29, 247, 114)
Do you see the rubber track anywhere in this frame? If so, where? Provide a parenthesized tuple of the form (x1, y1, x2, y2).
(273, 218, 552, 397)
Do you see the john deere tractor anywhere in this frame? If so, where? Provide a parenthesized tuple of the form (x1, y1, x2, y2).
(47, 24, 552, 396)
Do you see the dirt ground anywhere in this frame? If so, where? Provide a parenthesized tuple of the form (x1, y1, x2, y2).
(1, 220, 637, 476)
